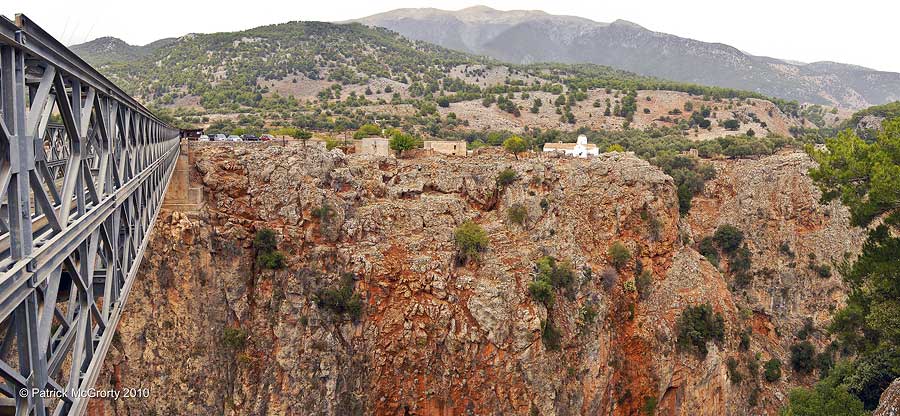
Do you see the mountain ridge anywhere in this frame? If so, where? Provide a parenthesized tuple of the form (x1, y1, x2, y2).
(352, 6, 900, 109)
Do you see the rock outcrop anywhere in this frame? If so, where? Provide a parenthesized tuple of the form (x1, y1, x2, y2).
(91, 144, 862, 415)
(875, 378, 900, 416)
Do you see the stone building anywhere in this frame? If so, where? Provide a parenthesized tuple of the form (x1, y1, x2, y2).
(356, 137, 390, 156)
(424, 140, 467, 156)
(542, 134, 599, 157)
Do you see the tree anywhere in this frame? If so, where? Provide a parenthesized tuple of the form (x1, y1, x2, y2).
(723, 119, 741, 130)
(606, 144, 625, 152)
(353, 123, 381, 139)
(295, 129, 312, 147)
(503, 136, 528, 159)
(436, 96, 450, 108)
(781, 383, 866, 416)
(389, 131, 419, 152)
(453, 220, 488, 264)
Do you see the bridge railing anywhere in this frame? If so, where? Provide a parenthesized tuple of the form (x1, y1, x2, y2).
(0, 14, 180, 415)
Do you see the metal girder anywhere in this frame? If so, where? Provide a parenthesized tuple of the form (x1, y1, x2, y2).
(0, 14, 180, 416)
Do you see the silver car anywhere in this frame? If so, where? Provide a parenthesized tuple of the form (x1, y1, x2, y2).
(228, 135, 242, 142)
(213, 134, 227, 141)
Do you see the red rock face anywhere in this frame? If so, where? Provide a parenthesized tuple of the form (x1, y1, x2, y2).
(91, 145, 863, 416)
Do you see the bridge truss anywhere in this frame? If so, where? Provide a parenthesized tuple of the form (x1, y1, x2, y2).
(0, 14, 180, 415)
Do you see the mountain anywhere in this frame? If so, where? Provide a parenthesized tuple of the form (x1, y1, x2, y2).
(353, 6, 900, 109)
(70, 36, 176, 66)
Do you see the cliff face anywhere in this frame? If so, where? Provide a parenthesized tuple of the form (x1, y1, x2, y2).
(91, 144, 863, 415)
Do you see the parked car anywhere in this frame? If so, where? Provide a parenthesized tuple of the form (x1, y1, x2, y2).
(228, 135, 242, 142)
(198, 135, 210, 141)
(213, 133, 227, 141)
(260, 134, 274, 141)
(242, 134, 259, 141)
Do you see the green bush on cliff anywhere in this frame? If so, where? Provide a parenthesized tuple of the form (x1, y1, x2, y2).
(453, 220, 488, 264)
(316, 273, 363, 322)
(528, 279, 555, 307)
(713, 224, 744, 253)
(541, 320, 561, 351)
(608, 241, 631, 270)
(764, 358, 782, 382)
(676, 303, 725, 357)
(222, 327, 248, 350)
(496, 168, 518, 187)
(507, 204, 528, 225)
(254, 228, 286, 269)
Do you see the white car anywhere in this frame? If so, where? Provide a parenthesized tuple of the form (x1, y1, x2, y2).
(198, 135, 210, 141)
(228, 135, 242, 142)
(213, 134, 227, 141)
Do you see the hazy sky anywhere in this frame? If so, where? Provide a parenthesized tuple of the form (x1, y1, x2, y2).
(4, 0, 898, 72)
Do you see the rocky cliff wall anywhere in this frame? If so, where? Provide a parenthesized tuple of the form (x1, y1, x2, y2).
(90, 144, 863, 415)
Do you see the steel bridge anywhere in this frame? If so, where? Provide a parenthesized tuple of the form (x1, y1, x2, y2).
(0, 14, 180, 415)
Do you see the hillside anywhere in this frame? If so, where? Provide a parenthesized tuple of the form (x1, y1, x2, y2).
(72, 21, 810, 140)
(353, 6, 900, 109)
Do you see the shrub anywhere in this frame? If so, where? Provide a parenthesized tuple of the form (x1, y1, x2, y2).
(453, 220, 488, 264)
(316, 274, 363, 322)
(608, 241, 632, 270)
(779, 241, 796, 258)
(815, 351, 834, 376)
(253, 228, 278, 253)
(764, 358, 782, 382)
(623, 278, 637, 292)
(636, 270, 653, 300)
(723, 119, 741, 131)
(606, 144, 625, 152)
(507, 204, 528, 225)
(528, 279, 555, 307)
(580, 303, 598, 324)
(698, 236, 719, 266)
(257, 251, 286, 269)
(254, 228, 286, 269)
(676, 303, 725, 356)
(534, 256, 575, 289)
(312, 203, 333, 223)
(747, 354, 760, 379)
(642, 396, 658, 415)
(496, 168, 518, 187)
(436, 96, 450, 108)
(791, 341, 816, 374)
(541, 320, 561, 351)
(222, 327, 248, 350)
(727, 357, 743, 384)
(808, 261, 832, 278)
(713, 225, 744, 253)
(729, 246, 752, 287)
